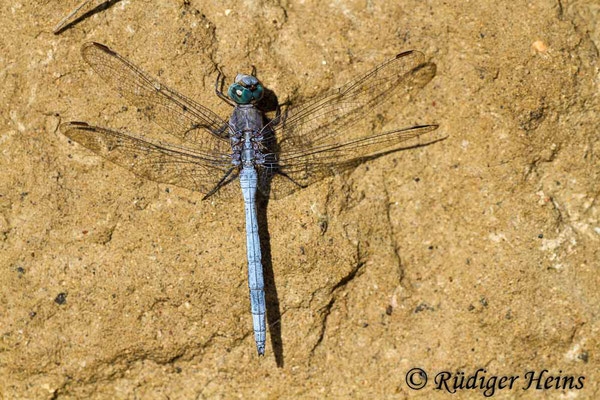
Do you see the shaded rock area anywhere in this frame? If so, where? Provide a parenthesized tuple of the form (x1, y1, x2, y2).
(0, 0, 598, 398)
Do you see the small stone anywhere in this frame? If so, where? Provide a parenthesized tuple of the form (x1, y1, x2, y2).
(54, 293, 67, 305)
(531, 40, 548, 53)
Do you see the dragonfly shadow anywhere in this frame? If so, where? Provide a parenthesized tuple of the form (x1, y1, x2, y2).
(54, 0, 123, 34)
(256, 87, 285, 115)
(255, 88, 285, 367)
(256, 193, 284, 367)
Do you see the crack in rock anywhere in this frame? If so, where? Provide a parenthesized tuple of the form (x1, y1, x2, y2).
(310, 259, 366, 355)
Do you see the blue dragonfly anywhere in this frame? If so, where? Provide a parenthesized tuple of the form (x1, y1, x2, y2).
(61, 42, 441, 355)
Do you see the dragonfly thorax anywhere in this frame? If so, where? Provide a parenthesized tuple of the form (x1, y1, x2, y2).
(229, 104, 265, 167)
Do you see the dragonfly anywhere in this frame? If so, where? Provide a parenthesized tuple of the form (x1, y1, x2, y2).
(61, 42, 442, 356)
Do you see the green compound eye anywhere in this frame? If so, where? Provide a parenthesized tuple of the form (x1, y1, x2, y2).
(228, 74, 264, 104)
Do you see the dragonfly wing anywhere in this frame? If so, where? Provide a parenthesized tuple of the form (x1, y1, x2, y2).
(62, 122, 239, 197)
(267, 51, 436, 152)
(259, 125, 444, 199)
(81, 42, 230, 152)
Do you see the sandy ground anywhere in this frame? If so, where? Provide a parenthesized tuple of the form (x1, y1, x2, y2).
(1, 0, 599, 398)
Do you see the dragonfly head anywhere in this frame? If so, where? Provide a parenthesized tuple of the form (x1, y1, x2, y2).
(228, 74, 264, 104)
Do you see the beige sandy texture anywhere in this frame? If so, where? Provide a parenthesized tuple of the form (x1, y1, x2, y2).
(1, 0, 599, 398)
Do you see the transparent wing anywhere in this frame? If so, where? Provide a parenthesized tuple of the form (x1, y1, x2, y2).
(258, 51, 439, 199)
(80, 42, 230, 153)
(259, 125, 444, 199)
(61, 122, 239, 197)
(266, 51, 436, 152)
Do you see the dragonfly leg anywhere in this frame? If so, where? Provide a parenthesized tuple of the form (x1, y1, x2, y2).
(273, 102, 282, 125)
(272, 100, 292, 127)
(202, 167, 237, 200)
(215, 67, 236, 107)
